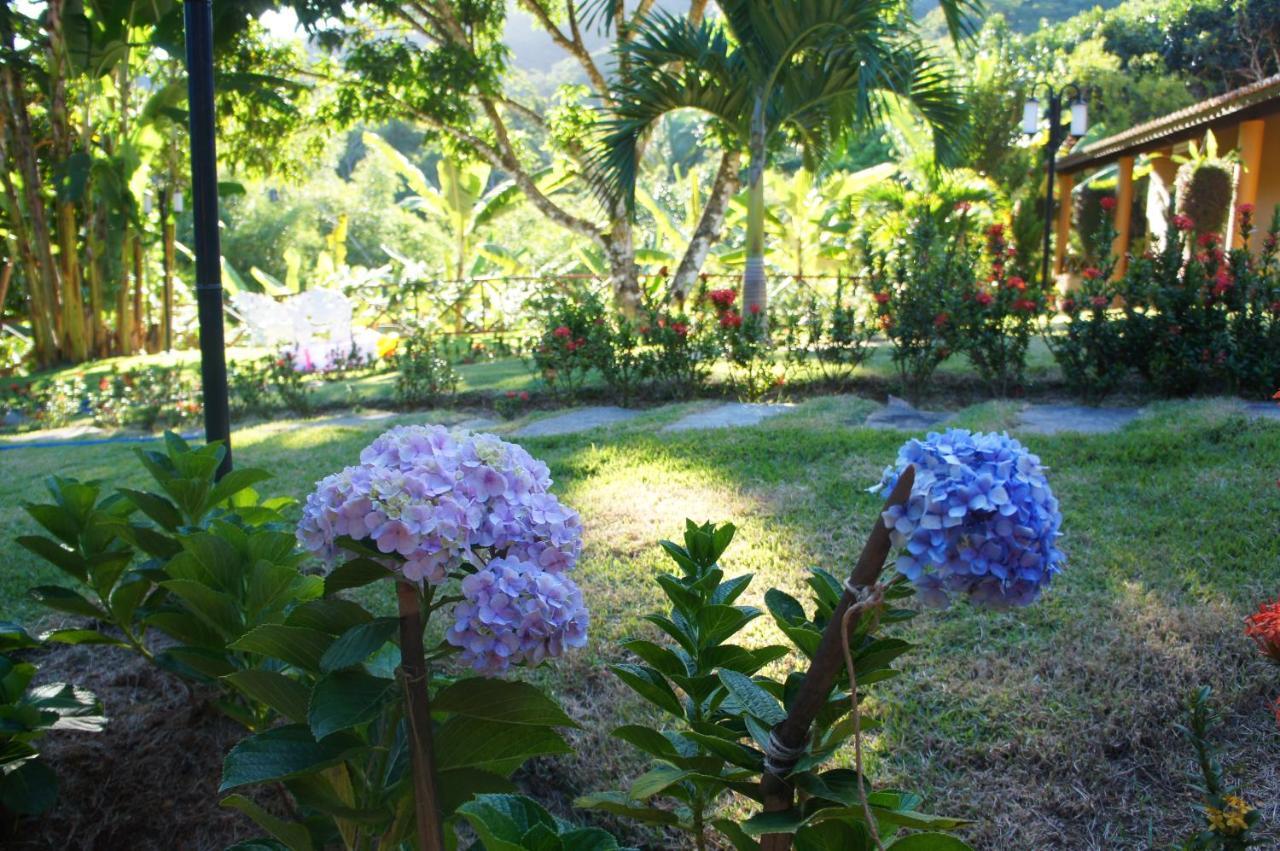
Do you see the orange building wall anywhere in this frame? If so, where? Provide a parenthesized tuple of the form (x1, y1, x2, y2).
(1249, 114, 1280, 251)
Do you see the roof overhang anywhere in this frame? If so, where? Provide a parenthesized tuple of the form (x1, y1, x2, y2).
(1057, 74, 1280, 175)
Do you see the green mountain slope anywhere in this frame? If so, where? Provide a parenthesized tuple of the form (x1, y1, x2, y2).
(914, 0, 1128, 37)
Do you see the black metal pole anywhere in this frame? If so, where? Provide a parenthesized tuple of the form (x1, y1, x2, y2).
(1040, 89, 1061, 292)
(183, 0, 232, 478)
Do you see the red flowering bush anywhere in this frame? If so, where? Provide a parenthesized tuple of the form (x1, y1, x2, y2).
(1092, 201, 1280, 398)
(528, 289, 610, 399)
(1046, 200, 1130, 401)
(864, 213, 970, 403)
(638, 307, 716, 399)
(954, 221, 1043, 396)
(703, 287, 783, 401)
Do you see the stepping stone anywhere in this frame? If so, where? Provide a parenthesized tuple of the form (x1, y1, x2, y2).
(514, 406, 640, 437)
(311, 410, 398, 428)
(864, 396, 950, 431)
(1015, 404, 1142, 435)
(453, 417, 501, 432)
(662, 402, 793, 432)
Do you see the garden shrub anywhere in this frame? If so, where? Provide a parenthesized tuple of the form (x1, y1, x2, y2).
(955, 222, 1042, 397)
(1047, 202, 1131, 402)
(89, 365, 202, 431)
(580, 519, 974, 850)
(797, 285, 874, 388)
(228, 357, 274, 419)
(495, 389, 531, 419)
(529, 290, 610, 399)
(17, 434, 285, 667)
(705, 288, 785, 401)
(267, 349, 317, 415)
(1222, 206, 1280, 397)
(1122, 216, 1233, 396)
(865, 216, 969, 404)
(394, 324, 460, 408)
(638, 307, 716, 400)
(1177, 687, 1264, 849)
(0, 622, 104, 820)
(597, 314, 647, 404)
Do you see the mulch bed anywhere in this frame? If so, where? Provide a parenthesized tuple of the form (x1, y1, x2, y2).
(9, 642, 279, 850)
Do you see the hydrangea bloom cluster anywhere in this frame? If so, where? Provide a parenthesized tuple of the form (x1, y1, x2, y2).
(297, 425, 587, 672)
(446, 557, 588, 674)
(871, 429, 1065, 609)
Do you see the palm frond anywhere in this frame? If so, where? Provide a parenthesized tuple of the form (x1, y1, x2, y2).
(589, 11, 748, 211)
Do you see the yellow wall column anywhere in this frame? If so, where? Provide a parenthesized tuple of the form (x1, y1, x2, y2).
(1112, 156, 1134, 278)
(1232, 119, 1265, 247)
(1054, 172, 1074, 280)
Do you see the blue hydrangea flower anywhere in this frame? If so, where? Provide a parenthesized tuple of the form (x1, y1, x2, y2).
(871, 429, 1065, 609)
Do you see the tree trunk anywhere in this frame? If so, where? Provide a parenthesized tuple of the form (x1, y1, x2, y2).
(48, 0, 88, 362)
(0, 154, 58, 366)
(132, 233, 146, 352)
(162, 193, 175, 351)
(117, 231, 136, 356)
(606, 206, 642, 316)
(0, 26, 63, 364)
(86, 195, 112, 356)
(743, 95, 768, 317)
(670, 148, 742, 302)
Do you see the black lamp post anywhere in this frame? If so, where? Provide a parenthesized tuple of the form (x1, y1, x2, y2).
(1022, 83, 1089, 289)
(183, 0, 232, 478)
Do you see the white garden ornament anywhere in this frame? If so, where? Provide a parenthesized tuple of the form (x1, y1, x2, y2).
(231, 289, 382, 372)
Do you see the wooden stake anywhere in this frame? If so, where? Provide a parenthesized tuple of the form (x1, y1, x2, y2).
(396, 580, 446, 851)
(758, 465, 915, 851)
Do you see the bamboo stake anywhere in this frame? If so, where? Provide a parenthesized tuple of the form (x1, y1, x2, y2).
(758, 465, 916, 851)
(395, 581, 446, 851)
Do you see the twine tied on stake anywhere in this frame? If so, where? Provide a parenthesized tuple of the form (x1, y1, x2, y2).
(839, 577, 887, 851)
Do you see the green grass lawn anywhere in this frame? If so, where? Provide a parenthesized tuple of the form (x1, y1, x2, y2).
(3, 396, 1278, 848)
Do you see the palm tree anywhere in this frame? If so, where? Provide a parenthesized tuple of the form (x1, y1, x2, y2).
(594, 0, 977, 315)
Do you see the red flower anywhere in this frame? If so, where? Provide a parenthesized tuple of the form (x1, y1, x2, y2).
(1100, 196, 1117, 212)
(708, 288, 738, 308)
(1007, 276, 1026, 291)
(639, 325, 650, 335)
(873, 292, 891, 304)
(985, 223, 1005, 238)
(1212, 269, 1233, 297)
(933, 312, 949, 328)
(1090, 295, 1109, 309)
(719, 311, 743, 329)
(519, 391, 530, 401)
(975, 291, 994, 306)
(1238, 203, 1256, 216)
(1245, 597, 1280, 664)
(673, 322, 689, 338)
(749, 304, 761, 315)
(1082, 267, 1102, 281)
(552, 325, 571, 339)
(1197, 232, 1219, 248)
(1173, 214, 1195, 231)
(505, 391, 517, 398)
(1060, 298, 1076, 313)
